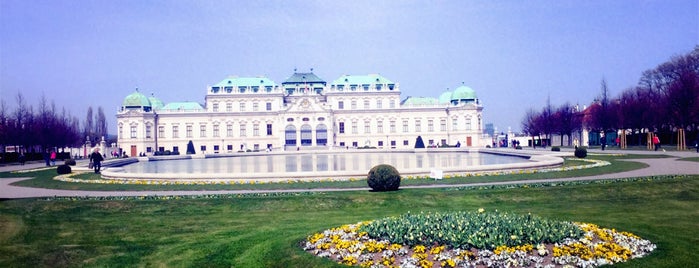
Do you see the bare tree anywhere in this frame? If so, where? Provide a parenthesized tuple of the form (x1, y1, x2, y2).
(85, 106, 94, 144)
(95, 106, 108, 139)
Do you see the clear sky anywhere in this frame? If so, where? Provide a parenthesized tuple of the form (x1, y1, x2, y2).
(1, 0, 697, 134)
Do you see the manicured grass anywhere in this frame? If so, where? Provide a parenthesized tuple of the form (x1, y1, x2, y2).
(3, 155, 650, 191)
(0, 175, 697, 267)
(678, 156, 699, 162)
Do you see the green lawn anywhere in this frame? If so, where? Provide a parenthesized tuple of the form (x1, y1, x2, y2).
(1, 175, 698, 267)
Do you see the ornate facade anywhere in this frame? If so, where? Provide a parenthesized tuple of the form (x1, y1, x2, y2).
(116, 71, 484, 156)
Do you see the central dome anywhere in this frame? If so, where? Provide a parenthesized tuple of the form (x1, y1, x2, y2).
(122, 90, 151, 108)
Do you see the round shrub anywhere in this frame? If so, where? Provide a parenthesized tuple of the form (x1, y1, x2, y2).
(64, 159, 76, 166)
(551, 146, 560, 151)
(575, 147, 588, 158)
(56, 164, 72, 174)
(367, 164, 401, 192)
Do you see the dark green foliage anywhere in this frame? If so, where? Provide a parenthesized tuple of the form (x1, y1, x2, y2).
(515, 146, 522, 150)
(64, 159, 76, 166)
(575, 147, 588, 158)
(56, 165, 72, 174)
(414, 136, 425, 148)
(367, 164, 401, 191)
(360, 211, 584, 249)
(186, 140, 196, 155)
(551, 146, 561, 151)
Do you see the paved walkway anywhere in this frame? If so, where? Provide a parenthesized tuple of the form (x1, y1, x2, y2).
(0, 149, 697, 199)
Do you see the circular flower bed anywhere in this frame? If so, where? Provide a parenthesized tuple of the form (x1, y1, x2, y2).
(302, 210, 656, 267)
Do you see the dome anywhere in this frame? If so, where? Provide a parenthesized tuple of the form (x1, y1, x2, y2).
(451, 85, 477, 101)
(148, 95, 164, 110)
(122, 90, 151, 108)
(438, 91, 452, 104)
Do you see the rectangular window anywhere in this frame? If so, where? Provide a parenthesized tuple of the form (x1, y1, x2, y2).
(338, 101, 344, 109)
(352, 122, 358, 134)
(465, 118, 472, 130)
(428, 120, 434, 132)
(363, 100, 370, 109)
(403, 140, 409, 146)
(226, 102, 232, 112)
(172, 126, 179, 138)
(415, 120, 421, 132)
(402, 120, 409, 133)
(130, 126, 137, 139)
(452, 118, 458, 131)
(200, 145, 206, 152)
(239, 103, 246, 112)
(240, 124, 247, 137)
(377, 121, 383, 133)
(390, 120, 396, 133)
(378, 141, 384, 147)
(214, 145, 220, 151)
(253, 102, 259, 111)
(119, 126, 123, 139)
(391, 140, 396, 147)
(253, 124, 260, 136)
(352, 141, 358, 147)
(351, 100, 357, 109)
(146, 125, 152, 138)
(200, 125, 207, 138)
(227, 124, 233, 137)
(339, 122, 345, 134)
(440, 119, 447, 132)
(212, 103, 219, 112)
(364, 121, 371, 134)
(158, 126, 165, 138)
(227, 145, 233, 151)
(173, 146, 179, 153)
(266, 124, 273, 135)
(390, 100, 395, 108)
(213, 125, 220, 137)
(376, 100, 382, 109)
(186, 125, 193, 138)
(266, 102, 272, 111)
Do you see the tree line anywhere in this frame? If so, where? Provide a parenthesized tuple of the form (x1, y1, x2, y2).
(523, 46, 699, 148)
(0, 93, 108, 162)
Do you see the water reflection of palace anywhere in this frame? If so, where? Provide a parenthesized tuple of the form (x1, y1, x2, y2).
(117, 70, 484, 157)
(122, 152, 527, 175)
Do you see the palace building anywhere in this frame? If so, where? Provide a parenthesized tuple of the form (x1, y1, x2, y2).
(117, 71, 484, 156)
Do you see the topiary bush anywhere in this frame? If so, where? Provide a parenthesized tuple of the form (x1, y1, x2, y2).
(64, 159, 76, 166)
(575, 147, 587, 158)
(367, 164, 401, 192)
(56, 164, 72, 174)
(551, 146, 560, 151)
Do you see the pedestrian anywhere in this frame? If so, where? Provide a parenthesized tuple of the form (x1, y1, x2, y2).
(89, 148, 104, 174)
(18, 152, 25, 165)
(50, 150, 56, 166)
(43, 150, 50, 166)
(653, 135, 661, 151)
(694, 136, 699, 153)
(573, 138, 579, 150)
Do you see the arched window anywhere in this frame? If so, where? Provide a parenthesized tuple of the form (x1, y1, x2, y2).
(300, 124, 312, 146)
(285, 125, 297, 146)
(316, 124, 328, 146)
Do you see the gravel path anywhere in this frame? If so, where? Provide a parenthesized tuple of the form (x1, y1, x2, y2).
(1, 149, 697, 199)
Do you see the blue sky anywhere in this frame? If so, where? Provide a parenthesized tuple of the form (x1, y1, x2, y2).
(1, 0, 697, 133)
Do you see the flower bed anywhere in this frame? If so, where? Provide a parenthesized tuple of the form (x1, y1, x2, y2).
(302, 210, 656, 267)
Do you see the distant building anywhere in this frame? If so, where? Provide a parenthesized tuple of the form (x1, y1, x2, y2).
(116, 71, 484, 156)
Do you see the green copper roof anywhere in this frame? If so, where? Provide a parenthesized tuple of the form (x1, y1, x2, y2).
(331, 74, 394, 85)
(148, 95, 164, 110)
(451, 85, 477, 100)
(213, 76, 277, 87)
(282, 72, 326, 85)
(438, 91, 453, 104)
(401, 97, 438, 106)
(123, 90, 151, 107)
(161, 102, 204, 111)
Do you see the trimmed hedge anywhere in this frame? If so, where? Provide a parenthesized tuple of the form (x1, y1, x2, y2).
(367, 164, 401, 192)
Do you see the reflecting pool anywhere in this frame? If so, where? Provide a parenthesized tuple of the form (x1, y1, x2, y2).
(120, 151, 529, 176)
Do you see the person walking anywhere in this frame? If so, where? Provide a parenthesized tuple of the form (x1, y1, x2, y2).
(50, 150, 56, 166)
(89, 148, 104, 174)
(653, 135, 661, 151)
